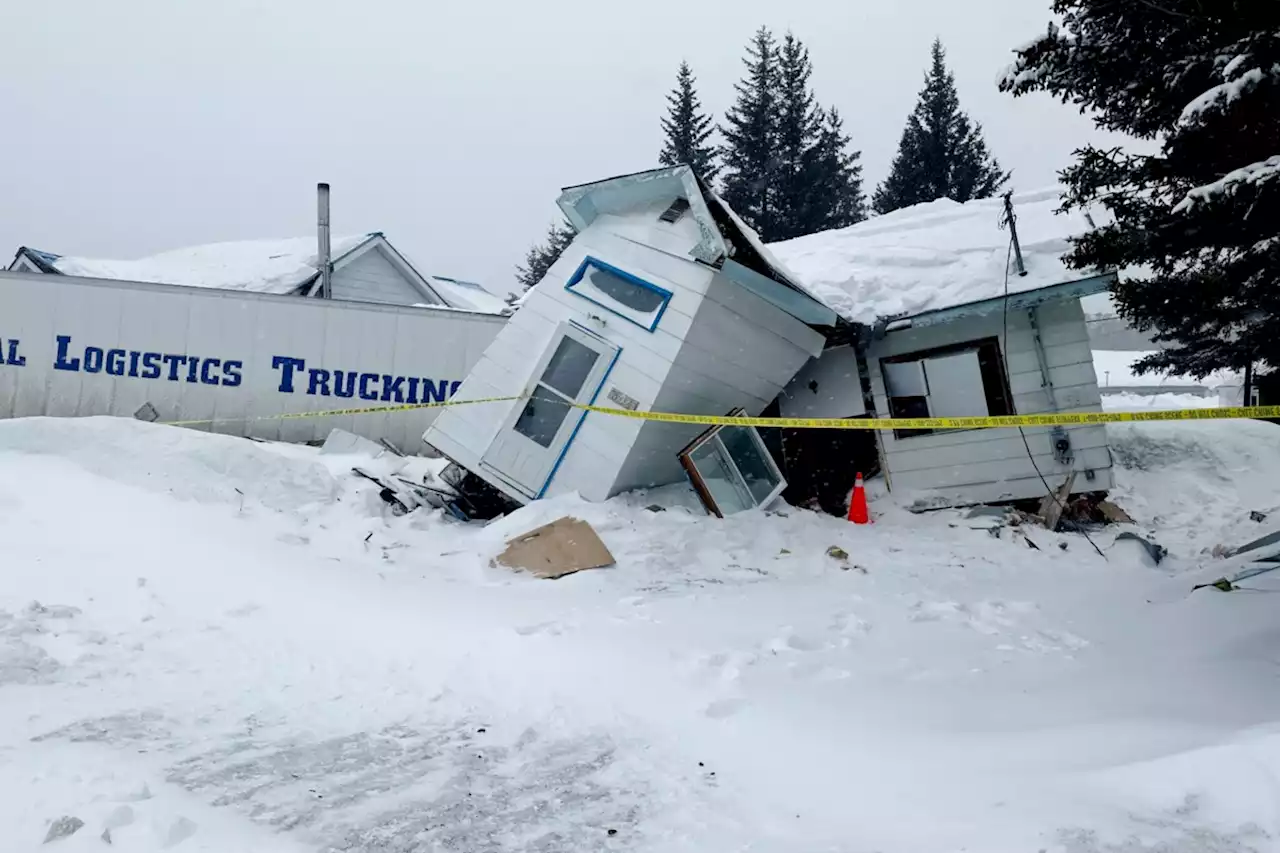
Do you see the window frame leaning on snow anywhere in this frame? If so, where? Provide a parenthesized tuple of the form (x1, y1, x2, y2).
(880, 337, 1014, 439)
(678, 408, 789, 518)
(564, 257, 673, 333)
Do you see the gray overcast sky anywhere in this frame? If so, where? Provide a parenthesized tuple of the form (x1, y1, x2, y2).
(1, 0, 1130, 298)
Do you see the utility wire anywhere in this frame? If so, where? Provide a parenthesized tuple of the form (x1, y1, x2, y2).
(999, 200, 1107, 560)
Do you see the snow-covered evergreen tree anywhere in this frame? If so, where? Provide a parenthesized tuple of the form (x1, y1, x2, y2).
(874, 39, 1009, 214)
(1001, 1, 1279, 384)
(659, 61, 720, 182)
(515, 221, 576, 292)
(720, 27, 781, 239)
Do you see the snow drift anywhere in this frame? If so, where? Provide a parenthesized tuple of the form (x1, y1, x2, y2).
(3, 415, 1280, 852)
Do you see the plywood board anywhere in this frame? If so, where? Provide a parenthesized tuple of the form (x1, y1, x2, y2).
(494, 516, 615, 579)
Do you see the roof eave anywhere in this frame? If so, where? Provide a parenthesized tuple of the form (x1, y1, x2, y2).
(881, 271, 1118, 332)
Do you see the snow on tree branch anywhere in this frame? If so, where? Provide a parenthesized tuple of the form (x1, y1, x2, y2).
(1180, 64, 1279, 126)
(1173, 155, 1280, 213)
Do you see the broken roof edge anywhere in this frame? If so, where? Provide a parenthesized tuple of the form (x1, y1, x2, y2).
(881, 271, 1118, 332)
(557, 165, 725, 264)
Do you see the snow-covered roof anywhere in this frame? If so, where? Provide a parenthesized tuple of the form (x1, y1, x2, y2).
(427, 276, 511, 315)
(26, 234, 377, 295)
(768, 188, 1110, 326)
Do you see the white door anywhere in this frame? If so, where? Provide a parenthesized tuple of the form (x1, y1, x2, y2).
(481, 323, 618, 498)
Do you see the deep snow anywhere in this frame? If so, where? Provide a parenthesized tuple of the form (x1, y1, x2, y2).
(768, 188, 1105, 325)
(4, 416, 1280, 852)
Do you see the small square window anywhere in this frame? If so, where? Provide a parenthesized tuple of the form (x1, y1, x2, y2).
(565, 257, 673, 332)
(881, 338, 1013, 439)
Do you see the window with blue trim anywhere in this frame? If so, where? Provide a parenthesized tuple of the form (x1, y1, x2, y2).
(565, 258, 673, 332)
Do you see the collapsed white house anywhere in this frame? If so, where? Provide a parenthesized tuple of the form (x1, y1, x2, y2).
(426, 167, 1119, 515)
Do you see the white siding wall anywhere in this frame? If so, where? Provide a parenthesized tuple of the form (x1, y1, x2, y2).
(867, 299, 1115, 506)
(611, 273, 825, 492)
(0, 270, 504, 450)
(426, 207, 826, 504)
(425, 214, 717, 503)
(331, 245, 435, 306)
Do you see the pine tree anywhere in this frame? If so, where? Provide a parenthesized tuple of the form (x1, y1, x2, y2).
(720, 26, 781, 239)
(874, 39, 1009, 214)
(1000, 1, 1280, 386)
(721, 28, 867, 241)
(770, 32, 822, 241)
(515, 221, 576, 291)
(798, 107, 867, 233)
(658, 61, 720, 183)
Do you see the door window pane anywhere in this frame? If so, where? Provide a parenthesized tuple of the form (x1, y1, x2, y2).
(719, 427, 783, 504)
(512, 387, 572, 448)
(541, 336, 599, 398)
(690, 441, 752, 515)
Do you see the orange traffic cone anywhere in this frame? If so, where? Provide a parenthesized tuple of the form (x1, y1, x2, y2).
(847, 472, 870, 525)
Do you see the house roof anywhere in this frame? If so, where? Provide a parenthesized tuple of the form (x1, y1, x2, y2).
(767, 187, 1113, 326)
(427, 275, 511, 315)
(556, 165, 837, 326)
(13, 234, 378, 295)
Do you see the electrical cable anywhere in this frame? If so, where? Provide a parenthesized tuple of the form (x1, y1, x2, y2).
(999, 201, 1107, 560)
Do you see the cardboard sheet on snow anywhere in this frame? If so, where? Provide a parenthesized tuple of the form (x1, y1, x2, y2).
(494, 517, 615, 579)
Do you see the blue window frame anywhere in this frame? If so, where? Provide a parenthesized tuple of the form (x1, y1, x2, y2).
(564, 256, 673, 333)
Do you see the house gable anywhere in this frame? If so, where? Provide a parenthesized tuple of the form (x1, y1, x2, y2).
(326, 238, 446, 306)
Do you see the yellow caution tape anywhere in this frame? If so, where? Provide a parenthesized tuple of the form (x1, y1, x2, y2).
(162, 395, 526, 427)
(574, 403, 1280, 430)
(162, 396, 1280, 431)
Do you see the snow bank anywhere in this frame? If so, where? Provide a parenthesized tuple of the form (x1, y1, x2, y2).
(1094, 350, 1240, 391)
(1109, 416, 1280, 558)
(0, 417, 339, 510)
(768, 187, 1105, 324)
(5, 417, 1280, 851)
(1102, 391, 1218, 412)
(49, 235, 374, 294)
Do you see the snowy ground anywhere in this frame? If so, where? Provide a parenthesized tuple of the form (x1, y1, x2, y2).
(5, 416, 1280, 852)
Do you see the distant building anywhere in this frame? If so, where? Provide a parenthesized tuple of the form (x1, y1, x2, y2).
(8, 234, 509, 314)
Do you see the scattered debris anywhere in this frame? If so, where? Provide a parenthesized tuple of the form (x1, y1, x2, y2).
(778, 548, 792, 555)
(1114, 532, 1167, 566)
(132, 402, 159, 423)
(826, 546, 850, 561)
(377, 437, 405, 457)
(43, 816, 84, 844)
(1252, 510, 1269, 523)
(645, 504, 667, 513)
(1038, 471, 1077, 532)
(607, 829, 618, 837)
(1058, 541, 1069, 551)
(493, 517, 615, 580)
(1097, 500, 1136, 524)
(1234, 528, 1280, 556)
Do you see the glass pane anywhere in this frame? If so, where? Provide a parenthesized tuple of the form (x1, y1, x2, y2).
(924, 351, 989, 417)
(883, 360, 927, 397)
(541, 336, 599, 398)
(512, 387, 572, 448)
(719, 427, 782, 504)
(585, 267, 665, 313)
(690, 441, 752, 515)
